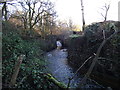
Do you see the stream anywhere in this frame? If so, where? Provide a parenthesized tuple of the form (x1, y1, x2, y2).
(46, 49, 103, 88)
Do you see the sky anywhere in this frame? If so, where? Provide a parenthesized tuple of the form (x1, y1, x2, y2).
(1, 0, 119, 30)
(51, 0, 119, 28)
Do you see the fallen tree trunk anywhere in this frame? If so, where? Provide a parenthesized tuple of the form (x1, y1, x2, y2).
(43, 73, 67, 89)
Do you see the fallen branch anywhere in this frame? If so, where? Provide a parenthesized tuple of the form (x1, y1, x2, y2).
(88, 78, 103, 87)
(79, 30, 119, 86)
(98, 57, 116, 63)
(67, 54, 95, 88)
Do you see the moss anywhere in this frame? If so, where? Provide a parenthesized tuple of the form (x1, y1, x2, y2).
(44, 73, 67, 89)
(69, 34, 81, 38)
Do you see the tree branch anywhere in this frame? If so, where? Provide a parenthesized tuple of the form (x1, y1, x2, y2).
(79, 30, 119, 87)
(67, 54, 96, 88)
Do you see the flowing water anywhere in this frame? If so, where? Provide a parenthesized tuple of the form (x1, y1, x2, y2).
(46, 49, 103, 88)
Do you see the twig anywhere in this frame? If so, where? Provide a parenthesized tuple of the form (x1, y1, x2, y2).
(98, 57, 113, 62)
(67, 78, 71, 89)
(17, 76, 27, 86)
(71, 54, 95, 80)
(102, 29, 106, 39)
(88, 78, 103, 87)
(67, 54, 95, 88)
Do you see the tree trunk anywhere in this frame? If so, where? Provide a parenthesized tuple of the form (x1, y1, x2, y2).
(80, 0, 85, 31)
(2, 2, 7, 21)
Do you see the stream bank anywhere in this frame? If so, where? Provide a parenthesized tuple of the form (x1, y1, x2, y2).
(46, 49, 103, 88)
(67, 21, 120, 89)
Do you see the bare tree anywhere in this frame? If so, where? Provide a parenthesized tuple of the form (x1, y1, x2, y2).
(80, 0, 85, 31)
(0, 0, 16, 21)
(40, 9, 56, 37)
(8, 0, 56, 37)
(68, 18, 73, 31)
(16, 0, 56, 35)
(101, 3, 110, 22)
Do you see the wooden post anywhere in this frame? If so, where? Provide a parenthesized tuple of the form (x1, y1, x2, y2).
(9, 55, 25, 87)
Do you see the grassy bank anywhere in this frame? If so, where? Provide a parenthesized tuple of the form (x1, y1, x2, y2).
(2, 21, 58, 89)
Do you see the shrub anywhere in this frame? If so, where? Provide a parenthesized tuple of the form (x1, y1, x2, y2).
(2, 21, 57, 89)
